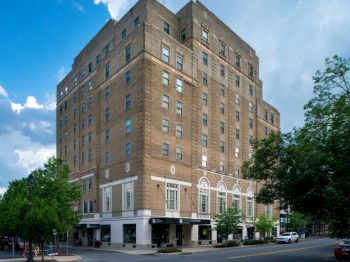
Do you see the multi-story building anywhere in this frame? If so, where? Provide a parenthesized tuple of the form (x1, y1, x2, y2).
(57, 0, 280, 248)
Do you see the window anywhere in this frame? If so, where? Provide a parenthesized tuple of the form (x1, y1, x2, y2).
(125, 45, 132, 63)
(59, 119, 63, 129)
(81, 68, 86, 80)
(88, 96, 92, 109)
(73, 139, 77, 150)
(101, 225, 111, 242)
(104, 151, 110, 165)
(105, 63, 110, 79)
(105, 129, 110, 143)
(103, 187, 112, 213)
(73, 92, 77, 103)
(235, 129, 240, 140)
(236, 111, 240, 122)
(199, 178, 209, 213)
(219, 160, 224, 172)
(202, 29, 208, 43)
(249, 64, 254, 78)
(176, 54, 183, 70)
(121, 29, 127, 38)
(271, 113, 275, 124)
(64, 131, 68, 141)
(249, 135, 253, 146)
(96, 55, 100, 65)
(176, 78, 183, 93)
(81, 102, 85, 113)
(176, 100, 183, 115)
(105, 86, 110, 101)
(162, 46, 170, 63)
(264, 126, 269, 136)
(202, 73, 208, 86)
(202, 52, 208, 66)
(233, 185, 241, 210)
(105, 107, 110, 121)
(235, 75, 240, 87)
(235, 147, 240, 158)
(81, 119, 85, 129)
(125, 94, 132, 109)
(88, 62, 92, 74)
(247, 188, 254, 217)
(163, 21, 169, 34)
(83, 201, 88, 214)
(176, 123, 183, 138)
(217, 182, 227, 214)
(265, 204, 273, 218)
(248, 102, 253, 113)
(202, 134, 208, 147)
(82, 179, 87, 191)
(81, 86, 85, 97)
(202, 113, 207, 126)
(162, 142, 169, 156)
(202, 155, 207, 168)
(166, 183, 178, 210)
(73, 123, 77, 134)
(219, 141, 225, 153)
(88, 148, 92, 160)
(123, 224, 136, 244)
(134, 16, 140, 27)
(220, 84, 225, 96)
(249, 118, 253, 129)
(123, 182, 133, 210)
(219, 42, 225, 56)
(73, 155, 77, 166)
(220, 64, 225, 77)
(125, 70, 131, 86)
(220, 121, 225, 134)
(264, 110, 268, 121)
(180, 29, 186, 42)
(73, 76, 78, 86)
(235, 164, 240, 176)
(88, 132, 92, 144)
(125, 142, 132, 156)
(202, 93, 208, 106)
(89, 200, 93, 213)
(176, 147, 183, 160)
(125, 118, 132, 134)
(235, 94, 240, 105)
(88, 80, 92, 90)
(162, 71, 169, 85)
(220, 102, 225, 114)
(162, 94, 169, 109)
(249, 85, 254, 96)
(162, 119, 169, 133)
(88, 177, 93, 190)
(104, 44, 109, 55)
(235, 54, 241, 67)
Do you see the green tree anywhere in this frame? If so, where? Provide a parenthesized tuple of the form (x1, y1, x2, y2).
(253, 214, 275, 241)
(214, 205, 242, 241)
(242, 55, 350, 238)
(288, 212, 307, 232)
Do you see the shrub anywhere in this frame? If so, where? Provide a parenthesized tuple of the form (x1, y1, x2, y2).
(243, 239, 266, 245)
(157, 247, 182, 253)
(215, 240, 240, 248)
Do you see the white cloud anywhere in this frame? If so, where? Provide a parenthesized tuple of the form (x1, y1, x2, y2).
(10, 95, 55, 114)
(0, 187, 7, 196)
(56, 66, 66, 82)
(15, 147, 56, 173)
(93, 0, 131, 19)
(0, 84, 8, 97)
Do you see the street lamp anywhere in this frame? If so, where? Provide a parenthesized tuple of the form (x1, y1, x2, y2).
(27, 173, 34, 262)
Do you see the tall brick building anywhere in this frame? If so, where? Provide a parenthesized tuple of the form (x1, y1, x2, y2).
(57, 0, 280, 247)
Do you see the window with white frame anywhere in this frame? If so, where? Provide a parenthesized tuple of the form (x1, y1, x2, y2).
(125, 118, 132, 134)
(235, 94, 240, 105)
(162, 119, 169, 133)
(202, 155, 207, 168)
(202, 29, 208, 43)
(103, 187, 112, 213)
(176, 123, 183, 138)
(247, 188, 254, 218)
(176, 100, 183, 115)
(202, 52, 208, 65)
(176, 78, 183, 93)
(123, 182, 133, 211)
(233, 185, 241, 210)
(176, 146, 183, 160)
(166, 183, 178, 210)
(265, 204, 273, 218)
(176, 54, 183, 70)
(248, 102, 253, 113)
(162, 46, 170, 63)
(235, 147, 240, 158)
(217, 181, 227, 214)
(162, 94, 169, 109)
(219, 160, 224, 172)
(199, 178, 210, 213)
(162, 71, 169, 86)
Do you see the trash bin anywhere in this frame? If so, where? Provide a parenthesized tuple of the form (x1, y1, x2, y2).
(94, 241, 100, 248)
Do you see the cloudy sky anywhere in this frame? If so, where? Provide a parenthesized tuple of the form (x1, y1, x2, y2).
(1, 0, 350, 194)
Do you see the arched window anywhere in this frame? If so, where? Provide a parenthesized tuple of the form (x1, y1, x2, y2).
(217, 181, 227, 214)
(233, 184, 241, 210)
(199, 177, 210, 214)
(246, 187, 254, 218)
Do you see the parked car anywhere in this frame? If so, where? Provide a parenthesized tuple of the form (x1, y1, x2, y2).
(334, 239, 350, 260)
(0, 237, 20, 250)
(276, 232, 299, 244)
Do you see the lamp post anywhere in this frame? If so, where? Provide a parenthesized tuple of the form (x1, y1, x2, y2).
(27, 173, 34, 262)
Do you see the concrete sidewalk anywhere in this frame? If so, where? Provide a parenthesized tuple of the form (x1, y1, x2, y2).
(0, 255, 81, 262)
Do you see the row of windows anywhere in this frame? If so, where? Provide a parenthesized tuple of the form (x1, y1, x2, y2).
(201, 112, 254, 129)
(162, 46, 184, 71)
(162, 70, 184, 93)
(102, 181, 134, 213)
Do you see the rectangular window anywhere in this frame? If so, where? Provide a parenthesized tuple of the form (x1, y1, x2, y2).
(202, 73, 208, 86)
(265, 126, 269, 136)
(236, 75, 240, 87)
(121, 29, 127, 38)
(101, 225, 111, 242)
(88, 96, 92, 109)
(162, 119, 169, 133)
(217, 191, 226, 214)
(125, 45, 132, 63)
(248, 102, 253, 113)
(249, 64, 254, 78)
(125, 70, 131, 86)
(202, 155, 207, 168)
(96, 55, 100, 65)
(166, 183, 178, 210)
(123, 224, 136, 244)
(81, 86, 85, 97)
(81, 68, 86, 80)
(88, 131, 92, 144)
(105, 107, 110, 121)
(88, 148, 92, 160)
(176, 54, 183, 70)
(202, 52, 208, 66)
(82, 179, 87, 191)
(176, 123, 183, 138)
(271, 113, 275, 124)
(176, 147, 183, 160)
(162, 142, 169, 156)
(220, 84, 225, 96)
(81, 102, 85, 113)
(162, 94, 169, 109)
(247, 197, 253, 217)
(236, 111, 240, 122)
(220, 121, 225, 134)
(265, 204, 273, 218)
(105, 129, 110, 143)
(125, 94, 132, 109)
(235, 94, 240, 105)
(235, 54, 241, 67)
(219, 42, 225, 56)
(163, 21, 169, 34)
(249, 135, 253, 146)
(88, 62, 92, 73)
(180, 29, 186, 42)
(89, 200, 93, 213)
(103, 187, 112, 213)
(202, 134, 208, 147)
(219, 141, 225, 153)
(202, 113, 207, 126)
(236, 129, 240, 140)
(264, 110, 268, 121)
(125, 142, 132, 156)
(162, 46, 170, 63)
(249, 85, 254, 96)
(83, 201, 88, 214)
(104, 151, 110, 165)
(88, 177, 93, 190)
(220, 102, 225, 114)
(105, 86, 110, 101)
(199, 189, 209, 214)
(202, 93, 208, 106)
(202, 29, 208, 43)
(88, 80, 92, 90)
(104, 44, 109, 55)
(162, 71, 169, 86)
(219, 160, 224, 172)
(125, 118, 132, 134)
(105, 63, 110, 79)
(249, 118, 253, 128)
(176, 78, 183, 93)
(176, 100, 183, 115)
(235, 147, 240, 158)
(134, 16, 140, 27)
(220, 64, 225, 77)
(64, 116, 68, 126)
(81, 119, 85, 129)
(73, 123, 77, 134)
(73, 92, 77, 103)
(123, 182, 133, 211)
(235, 164, 240, 176)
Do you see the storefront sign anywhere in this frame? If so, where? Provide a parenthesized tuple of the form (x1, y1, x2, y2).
(149, 217, 210, 225)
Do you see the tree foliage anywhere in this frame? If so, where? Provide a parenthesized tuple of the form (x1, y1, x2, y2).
(253, 214, 275, 238)
(214, 205, 242, 237)
(242, 55, 350, 238)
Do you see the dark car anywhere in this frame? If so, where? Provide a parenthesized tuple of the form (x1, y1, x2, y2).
(335, 239, 350, 260)
(0, 237, 20, 250)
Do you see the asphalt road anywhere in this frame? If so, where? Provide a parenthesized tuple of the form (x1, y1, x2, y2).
(0, 237, 340, 261)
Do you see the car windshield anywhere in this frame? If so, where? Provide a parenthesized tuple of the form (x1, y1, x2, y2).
(343, 240, 350, 245)
(281, 233, 291, 236)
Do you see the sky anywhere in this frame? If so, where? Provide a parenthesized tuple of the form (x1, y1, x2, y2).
(1, 0, 350, 194)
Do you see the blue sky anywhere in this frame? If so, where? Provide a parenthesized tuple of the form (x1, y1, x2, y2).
(1, 0, 350, 193)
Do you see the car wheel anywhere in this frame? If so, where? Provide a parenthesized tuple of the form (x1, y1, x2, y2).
(288, 239, 291, 244)
(334, 253, 340, 259)
(295, 238, 299, 243)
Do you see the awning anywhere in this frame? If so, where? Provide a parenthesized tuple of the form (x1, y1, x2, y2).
(149, 217, 211, 225)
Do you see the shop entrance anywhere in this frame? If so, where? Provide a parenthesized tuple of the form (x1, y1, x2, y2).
(176, 225, 182, 246)
(247, 227, 255, 240)
(87, 228, 93, 246)
(152, 224, 169, 247)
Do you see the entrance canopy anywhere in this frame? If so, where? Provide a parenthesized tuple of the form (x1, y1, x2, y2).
(149, 217, 210, 225)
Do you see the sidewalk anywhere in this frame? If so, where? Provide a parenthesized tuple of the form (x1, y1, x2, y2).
(0, 255, 81, 262)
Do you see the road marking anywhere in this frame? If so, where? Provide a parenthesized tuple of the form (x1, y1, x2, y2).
(230, 243, 334, 259)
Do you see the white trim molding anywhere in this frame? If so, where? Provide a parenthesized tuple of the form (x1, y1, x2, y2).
(151, 175, 191, 187)
(100, 176, 138, 189)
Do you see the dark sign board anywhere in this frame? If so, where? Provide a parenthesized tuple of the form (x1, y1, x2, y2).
(149, 217, 210, 225)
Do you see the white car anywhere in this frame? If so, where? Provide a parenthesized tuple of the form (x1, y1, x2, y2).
(276, 232, 299, 244)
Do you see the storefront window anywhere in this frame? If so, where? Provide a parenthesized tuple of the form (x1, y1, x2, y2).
(198, 226, 211, 240)
(100, 225, 111, 242)
(123, 224, 136, 244)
